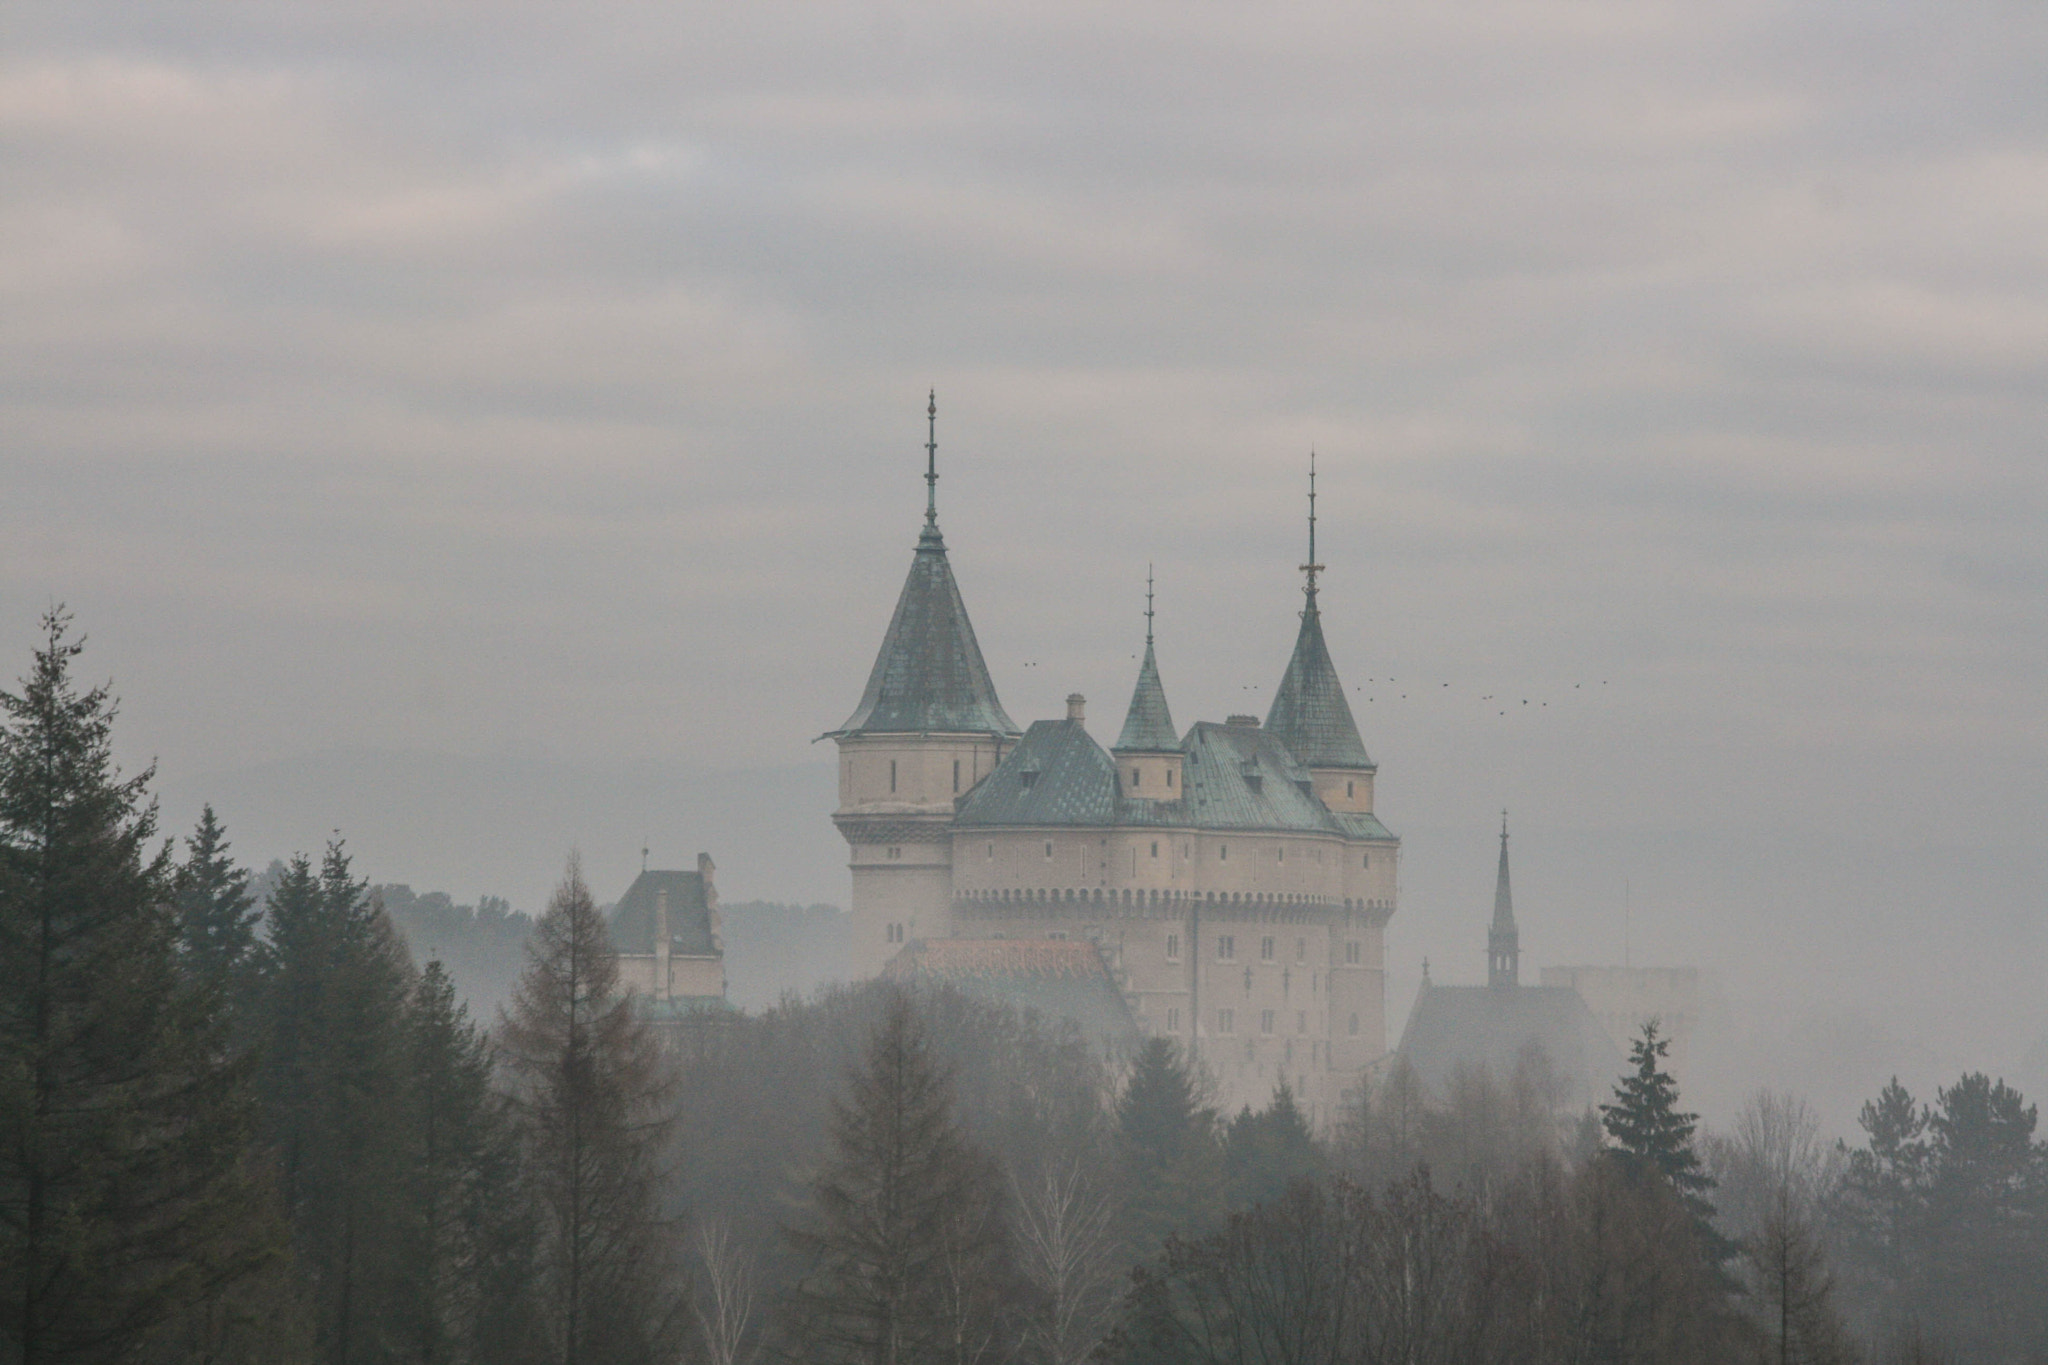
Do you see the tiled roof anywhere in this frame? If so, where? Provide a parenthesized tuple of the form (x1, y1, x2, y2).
(1395, 984, 1622, 1108)
(954, 715, 1400, 841)
(1114, 639, 1179, 752)
(952, 719, 1119, 826)
(835, 523, 1019, 737)
(1265, 603, 1373, 770)
(608, 870, 719, 957)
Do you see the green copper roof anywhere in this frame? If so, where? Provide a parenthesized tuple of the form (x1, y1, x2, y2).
(835, 521, 1019, 737)
(955, 714, 1399, 841)
(1265, 602, 1373, 770)
(1114, 638, 1178, 752)
(953, 719, 1118, 826)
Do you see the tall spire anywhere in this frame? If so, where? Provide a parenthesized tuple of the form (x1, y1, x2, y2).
(924, 388, 939, 530)
(1489, 811, 1520, 988)
(834, 395, 1018, 737)
(1266, 455, 1372, 769)
(1301, 450, 1323, 607)
(1116, 566, 1179, 752)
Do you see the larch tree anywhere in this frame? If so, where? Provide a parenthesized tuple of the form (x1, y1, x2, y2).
(499, 856, 685, 1365)
(0, 610, 276, 1364)
(784, 992, 1007, 1365)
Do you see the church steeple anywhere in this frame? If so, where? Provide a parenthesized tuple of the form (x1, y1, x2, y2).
(1489, 811, 1520, 988)
(834, 394, 1018, 737)
(1115, 566, 1179, 753)
(1265, 456, 1373, 771)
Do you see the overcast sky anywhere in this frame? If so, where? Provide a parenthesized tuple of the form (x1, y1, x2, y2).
(5, 1, 2045, 1122)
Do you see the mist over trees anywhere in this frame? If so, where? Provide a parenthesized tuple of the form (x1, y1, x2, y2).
(4, 617, 2047, 1364)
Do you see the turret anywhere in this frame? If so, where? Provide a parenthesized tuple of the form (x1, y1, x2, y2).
(1264, 455, 1376, 813)
(1113, 568, 1184, 799)
(829, 394, 1020, 976)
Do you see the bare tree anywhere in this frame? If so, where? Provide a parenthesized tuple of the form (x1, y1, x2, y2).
(694, 1218, 756, 1365)
(1011, 1162, 1120, 1365)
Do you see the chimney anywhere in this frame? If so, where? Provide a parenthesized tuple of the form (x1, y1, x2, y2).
(699, 852, 724, 958)
(654, 886, 671, 1001)
(1066, 693, 1086, 723)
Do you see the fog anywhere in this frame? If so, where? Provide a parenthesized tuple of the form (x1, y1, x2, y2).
(5, 0, 2045, 1138)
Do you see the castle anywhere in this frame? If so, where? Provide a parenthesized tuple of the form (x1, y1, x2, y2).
(827, 398, 1398, 1119)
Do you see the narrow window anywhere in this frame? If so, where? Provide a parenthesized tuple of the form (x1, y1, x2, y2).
(953, 759, 960, 792)
(1363, 852, 1370, 868)
(1260, 936, 1275, 962)
(889, 759, 897, 793)
(1044, 841, 1053, 859)
(1260, 1010, 1275, 1036)
(1218, 1009, 1234, 1035)
(1131, 768, 1140, 789)
(1150, 841, 1159, 858)
(1167, 768, 1175, 787)
(1277, 845, 1285, 863)
(986, 842, 993, 859)
(1297, 1011, 1307, 1033)
(1346, 780, 1355, 799)
(1220, 844, 1228, 861)
(1296, 937, 1306, 962)
(1166, 933, 1180, 962)
(1167, 1007, 1179, 1032)
(1217, 935, 1235, 961)
(1346, 940, 1361, 965)
(1348, 1013, 1360, 1037)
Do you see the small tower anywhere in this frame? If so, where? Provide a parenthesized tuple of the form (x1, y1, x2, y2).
(829, 394, 1020, 977)
(1489, 812, 1520, 989)
(1113, 567, 1184, 799)
(1265, 455, 1377, 814)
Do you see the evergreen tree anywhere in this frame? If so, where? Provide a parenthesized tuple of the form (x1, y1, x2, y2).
(397, 961, 511, 1365)
(1220, 1083, 1322, 1210)
(0, 610, 277, 1363)
(499, 856, 684, 1365)
(254, 841, 418, 1364)
(1114, 1038, 1221, 1256)
(784, 993, 1007, 1365)
(1601, 1021, 1724, 1255)
(174, 804, 261, 999)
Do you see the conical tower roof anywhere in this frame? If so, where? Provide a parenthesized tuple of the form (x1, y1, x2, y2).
(1115, 570, 1179, 752)
(834, 396, 1019, 738)
(1264, 457, 1373, 769)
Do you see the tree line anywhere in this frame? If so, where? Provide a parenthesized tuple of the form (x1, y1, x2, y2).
(4, 613, 2046, 1364)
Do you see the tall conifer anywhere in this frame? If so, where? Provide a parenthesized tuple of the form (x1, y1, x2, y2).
(500, 857, 684, 1365)
(0, 610, 275, 1363)
(1601, 1021, 1725, 1259)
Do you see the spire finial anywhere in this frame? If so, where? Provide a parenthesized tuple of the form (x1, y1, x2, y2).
(1502, 808, 1509, 841)
(1144, 563, 1155, 648)
(1299, 450, 1323, 606)
(924, 389, 939, 527)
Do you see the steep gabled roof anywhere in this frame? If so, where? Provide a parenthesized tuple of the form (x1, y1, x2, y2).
(1114, 637, 1179, 752)
(1265, 602, 1373, 770)
(609, 870, 719, 957)
(953, 718, 1118, 826)
(835, 521, 1019, 737)
(1396, 984, 1621, 1109)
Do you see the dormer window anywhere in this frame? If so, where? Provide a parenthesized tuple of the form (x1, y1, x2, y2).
(1020, 770, 1038, 789)
(889, 759, 897, 793)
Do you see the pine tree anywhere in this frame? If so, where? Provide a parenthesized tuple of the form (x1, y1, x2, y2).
(397, 960, 508, 1365)
(1601, 1021, 1724, 1254)
(784, 993, 1007, 1365)
(1221, 1083, 1322, 1211)
(1114, 1038, 1221, 1255)
(499, 856, 684, 1365)
(174, 804, 260, 996)
(0, 609, 277, 1363)
(254, 841, 417, 1364)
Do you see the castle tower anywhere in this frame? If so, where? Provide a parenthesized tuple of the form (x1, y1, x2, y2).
(1112, 568, 1184, 799)
(1489, 813, 1520, 988)
(830, 394, 1020, 977)
(1264, 456, 1377, 815)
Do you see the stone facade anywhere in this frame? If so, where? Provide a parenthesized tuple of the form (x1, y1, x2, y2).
(829, 412, 1397, 1122)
